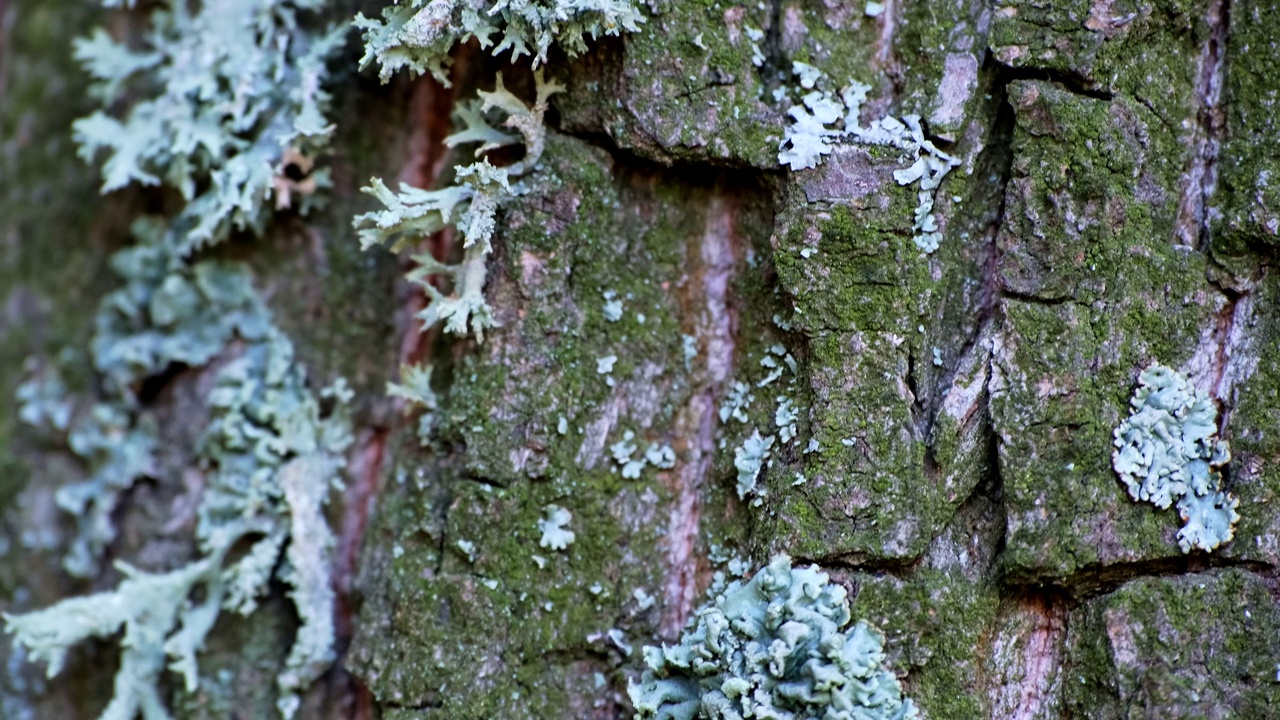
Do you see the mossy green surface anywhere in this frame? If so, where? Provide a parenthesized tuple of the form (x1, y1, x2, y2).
(990, 81, 1238, 581)
(849, 569, 999, 720)
(1062, 569, 1280, 717)
(760, 115, 996, 563)
(347, 131, 781, 717)
(557, 1, 885, 168)
(989, 0, 1205, 126)
(1212, 0, 1280, 255)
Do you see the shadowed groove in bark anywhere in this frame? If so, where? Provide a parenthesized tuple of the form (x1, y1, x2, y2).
(924, 52, 1016, 467)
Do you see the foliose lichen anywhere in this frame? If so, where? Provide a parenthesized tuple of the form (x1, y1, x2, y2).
(9, 253, 353, 719)
(354, 0, 645, 85)
(1112, 363, 1240, 553)
(17, 229, 273, 578)
(353, 70, 563, 342)
(537, 504, 576, 550)
(6, 1, 350, 717)
(629, 555, 918, 720)
(73, 0, 343, 255)
(777, 63, 959, 253)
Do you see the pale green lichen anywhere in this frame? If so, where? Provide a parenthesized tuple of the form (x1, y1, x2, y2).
(73, 0, 343, 254)
(354, 71, 564, 343)
(733, 430, 774, 500)
(537, 504, 576, 550)
(1112, 363, 1239, 553)
(387, 363, 439, 441)
(354, 0, 645, 85)
(609, 431, 676, 479)
(6, 1, 349, 716)
(7, 275, 350, 717)
(777, 65, 959, 253)
(629, 555, 918, 720)
(19, 234, 272, 578)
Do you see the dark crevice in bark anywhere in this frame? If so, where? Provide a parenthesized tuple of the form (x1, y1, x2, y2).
(905, 348, 928, 445)
(759, 0, 786, 90)
(998, 289, 1076, 306)
(926, 52, 1014, 446)
(1005, 553, 1276, 604)
(803, 551, 925, 581)
(992, 63, 1114, 102)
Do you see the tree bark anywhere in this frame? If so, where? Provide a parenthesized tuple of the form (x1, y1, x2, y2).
(3, 0, 1280, 718)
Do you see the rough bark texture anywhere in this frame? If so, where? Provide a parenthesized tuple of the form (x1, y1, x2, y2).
(3, 0, 1280, 719)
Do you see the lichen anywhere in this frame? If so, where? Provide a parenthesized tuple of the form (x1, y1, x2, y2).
(73, 0, 343, 255)
(537, 504, 575, 550)
(1112, 363, 1239, 553)
(8, 282, 352, 720)
(629, 555, 918, 720)
(777, 64, 959, 253)
(5, 1, 350, 716)
(18, 234, 272, 578)
(354, 0, 645, 86)
(353, 71, 564, 343)
(387, 363, 439, 441)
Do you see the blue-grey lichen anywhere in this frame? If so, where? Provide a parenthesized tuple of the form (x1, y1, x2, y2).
(718, 345, 802, 504)
(354, 72, 563, 342)
(73, 0, 343, 254)
(629, 555, 918, 720)
(18, 233, 272, 578)
(6, 2, 350, 716)
(387, 363, 440, 441)
(1112, 363, 1239, 553)
(8, 307, 352, 720)
(777, 65, 959, 253)
(354, 0, 645, 85)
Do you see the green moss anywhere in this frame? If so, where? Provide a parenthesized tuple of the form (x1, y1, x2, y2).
(851, 569, 999, 720)
(990, 81, 1240, 581)
(348, 131, 787, 717)
(989, 0, 1203, 127)
(1062, 570, 1280, 717)
(1211, 0, 1280, 255)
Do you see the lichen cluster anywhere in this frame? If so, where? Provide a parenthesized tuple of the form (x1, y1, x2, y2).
(777, 63, 959, 253)
(630, 556, 918, 720)
(6, 1, 348, 718)
(1112, 363, 1239, 553)
(11, 243, 352, 719)
(352, 0, 646, 455)
(355, 0, 645, 85)
(354, 71, 564, 342)
(74, 0, 343, 255)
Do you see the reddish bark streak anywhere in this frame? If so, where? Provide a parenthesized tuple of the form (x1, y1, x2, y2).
(393, 74, 460, 372)
(334, 428, 387, 640)
(661, 192, 739, 635)
(1173, 0, 1228, 249)
(986, 595, 1068, 720)
(331, 65, 463, 718)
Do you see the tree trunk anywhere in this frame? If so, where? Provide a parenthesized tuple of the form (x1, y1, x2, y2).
(3, 0, 1279, 718)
